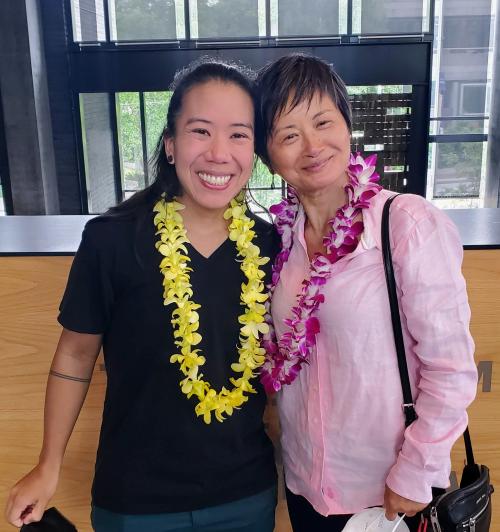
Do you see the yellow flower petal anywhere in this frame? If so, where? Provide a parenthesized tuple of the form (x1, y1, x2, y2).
(155, 196, 270, 424)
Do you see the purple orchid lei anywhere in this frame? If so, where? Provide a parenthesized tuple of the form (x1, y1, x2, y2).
(260, 153, 383, 393)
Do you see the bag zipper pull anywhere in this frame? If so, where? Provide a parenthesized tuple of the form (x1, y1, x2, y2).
(429, 507, 442, 532)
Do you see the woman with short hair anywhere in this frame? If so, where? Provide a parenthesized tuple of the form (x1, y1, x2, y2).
(255, 53, 477, 532)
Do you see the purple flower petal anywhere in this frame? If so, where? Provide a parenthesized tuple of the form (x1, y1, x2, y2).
(260, 152, 381, 391)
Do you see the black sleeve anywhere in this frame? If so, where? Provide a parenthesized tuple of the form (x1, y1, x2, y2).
(58, 222, 114, 334)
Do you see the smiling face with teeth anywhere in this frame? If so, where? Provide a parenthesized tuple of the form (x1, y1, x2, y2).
(165, 80, 255, 214)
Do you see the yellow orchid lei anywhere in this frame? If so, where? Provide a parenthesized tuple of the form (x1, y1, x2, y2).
(153, 194, 270, 424)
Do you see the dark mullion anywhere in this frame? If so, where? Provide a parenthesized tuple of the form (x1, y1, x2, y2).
(63, 0, 89, 213)
(432, 195, 481, 200)
(103, 0, 111, 42)
(428, 0, 436, 36)
(406, 83, 430, 196)
(430, 134, 488, 143)
(62, 0, 76, 43)
(347, 0, 353, 36)
(139, 92, 149, 187)
(73, 92, 90, 213)
(0, 86, 13, 214)
(265, 0, 271, 36)
(430, 115, 489, 121)
(110, 93, 124, 203)
(184, 0, 191, 41)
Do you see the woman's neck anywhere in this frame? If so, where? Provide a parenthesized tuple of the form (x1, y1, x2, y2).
(176, 194, 230, 257)
(299, 182, 347, 237)
(178, 197, 227, 229)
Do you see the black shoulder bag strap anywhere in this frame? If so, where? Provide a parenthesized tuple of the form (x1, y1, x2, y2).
(381, 194, 475, 464)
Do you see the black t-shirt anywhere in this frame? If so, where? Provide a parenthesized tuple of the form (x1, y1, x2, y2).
(58, 207, 279, 514)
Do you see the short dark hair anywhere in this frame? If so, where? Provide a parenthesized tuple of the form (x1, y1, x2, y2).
(255, 53, 352, 167)
(109, 57, 255, 217)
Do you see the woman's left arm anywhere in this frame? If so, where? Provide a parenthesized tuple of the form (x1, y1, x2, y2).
(385, 203, 478, 506)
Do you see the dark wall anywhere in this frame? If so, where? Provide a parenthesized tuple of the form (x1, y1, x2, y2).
(40, 0, 83, 213)
(0, 0, 60, 214)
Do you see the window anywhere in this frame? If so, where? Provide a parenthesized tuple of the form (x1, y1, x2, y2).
(108, 0, 184, 41)
(352, 0, 430, 35)
(69, 0, 437, 42)
(427, 0, 495, 207)
(442, 16, 491, 49)
(117, 92, 144, 196)
(67, 2, 434, 213)
(80, 93, 119, 213)
(460, 83, 488, 116)
(70, 0, 106, 42)
(189, 0, 263, 39)
(83, 90, 283, 213)
(80, 84, 420, 212)
(144, 92, 172, 166)
(270, 0, 343, 37)
(82, 91, 173, 206)
(348, 85, 413, 192)
(248, 159, 283, 217)
(429, 141, 487, 200)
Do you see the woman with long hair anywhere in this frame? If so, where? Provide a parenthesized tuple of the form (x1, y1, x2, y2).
(6, 58, 278, 532)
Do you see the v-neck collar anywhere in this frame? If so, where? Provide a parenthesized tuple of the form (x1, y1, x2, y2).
(186, 238, 231, 261)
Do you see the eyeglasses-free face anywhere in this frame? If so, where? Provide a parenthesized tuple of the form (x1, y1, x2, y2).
(267, 91, 351, 197)
(165, 80, 255, 214)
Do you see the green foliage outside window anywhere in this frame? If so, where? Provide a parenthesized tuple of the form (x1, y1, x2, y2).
(434, 121, 483, 197)
(145, 91, 172, 164)
(112, 0, 177, 41)
(117, 92, 143, 191)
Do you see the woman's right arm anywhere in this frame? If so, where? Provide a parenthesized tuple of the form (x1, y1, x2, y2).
(5, 328, 102, 528)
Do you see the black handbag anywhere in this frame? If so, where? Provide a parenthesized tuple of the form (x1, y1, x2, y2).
(381, 194, 494, 532)
(20, 507, 77, 532)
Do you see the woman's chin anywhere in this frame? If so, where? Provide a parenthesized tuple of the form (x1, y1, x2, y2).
(292, 172, 349, 196)
(187, 185, 245, 212)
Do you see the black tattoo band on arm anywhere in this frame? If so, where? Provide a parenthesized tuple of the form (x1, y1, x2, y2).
(49, 369, 91, 383)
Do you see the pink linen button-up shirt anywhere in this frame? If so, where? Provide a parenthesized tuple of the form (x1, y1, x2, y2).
(271, 189, 477, 516)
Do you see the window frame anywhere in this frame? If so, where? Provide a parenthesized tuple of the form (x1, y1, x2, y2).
(59, 0, 434, 213)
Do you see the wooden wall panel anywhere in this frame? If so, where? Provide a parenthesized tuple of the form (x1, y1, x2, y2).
(0, 257, 105, 531)
(450, 250, 500, 531)
(0, 250, 498, 531)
